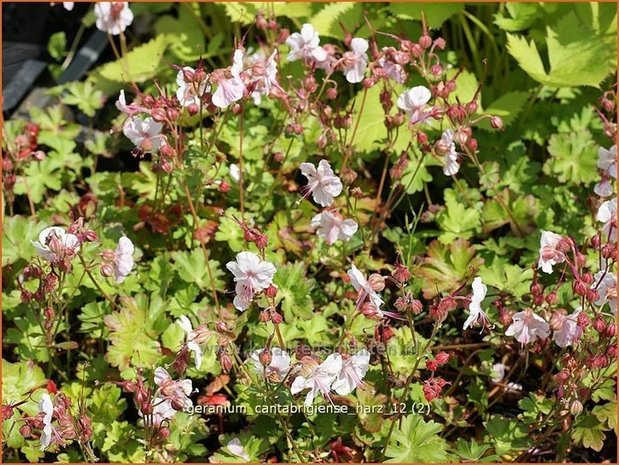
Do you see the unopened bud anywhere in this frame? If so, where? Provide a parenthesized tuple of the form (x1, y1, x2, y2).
(265, 285, 278, 298)
(419, 35, 432, 49)
(367, 274, 385, 292)
(490, 115, 503, 130)
(187, 103, 199, 116)
(259, 349, 272, 367)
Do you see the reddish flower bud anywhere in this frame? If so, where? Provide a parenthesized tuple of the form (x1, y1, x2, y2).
(326, 87, 338, 100)
(465, 101, 478, 114)
(218, 181, 230, 193)
(435, 352, 450, 365)
(392, 263, 410, 283)
(259, 349, 272, 367)
(265, 285, 278, 298)
(259, 310, 272, 323)
(605, 323, 616, 337)
(151, 107, 167, 122)
(158, 426, 170, 439)
(271, 311, 284, 325)
(593, 317, 607, 333)
(368, 274, 385, 292)
(490, 115, 504, 130)
(19, 424, 32, 438)
(419, 35, 432, 49)
(187, 103, 199, 116)
(545, 291, 558, 305)
(426, 360, 438, 372)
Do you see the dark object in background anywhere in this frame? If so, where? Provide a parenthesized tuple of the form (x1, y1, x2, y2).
(2, 2, 92, 115)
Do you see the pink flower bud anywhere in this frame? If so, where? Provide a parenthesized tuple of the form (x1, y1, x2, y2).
(259, 349, 272, 367)
(368, 274, 385, 292)
(218, 181, 230, 193)
(265, 285, 278, 298)
(490, 116, 504, 130)
(419, 35, 432, 49)
(100, 263, 113, 278)
(271, 311, 284, 325)
(433, 37, 446, 50)
(187, 103, 199, 116)
(435, 352, 450, 365)
(326, 87, 338, 100)
(430, 64, 443, 76)
(151, 107, 167, 122)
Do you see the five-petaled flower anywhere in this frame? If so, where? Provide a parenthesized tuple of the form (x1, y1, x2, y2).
(299, 160, 343, 207)
(505, 308, 550, 345)
(94, 2, 134, 36)
(226, 252, 277, 311)
(311, 210, 358, 245)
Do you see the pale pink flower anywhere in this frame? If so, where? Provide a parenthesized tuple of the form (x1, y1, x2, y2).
(249, 347, 291, 381)
(348, 265, 384, 314)
(94, 2, 133, 36)
(32, 226, 80, 262)
(110, 236, 134, 283)
(598, 145, 617, 178)
(505, 309, 550, 345)
(397, 86, 432, 124)
(123, 117, 165, 153)
(377, 54, 407, 83)
(552, 308, 582, 348)
(299, 160, 343, 207)
(437, 129, 460, 176)
(311, 211, 358, 245)
(291, 354, 342, 406)
(244, 50, 279, 105)
(226, 438, 250, 461)
(592, 268, 617, 316)
(226, 252, 276, 311)
(177, 315, 203, 369)
(286, 23, 327, 63)
(176, 66, 209, 108)
(212, 49, 246, 109)
(463, 277, 489, 330)
(597, 198, 617, 241)
(154, 367, 193, 410)
(537, 230, 566, 274)
(331, 350, 370, 395)
(38, 393, 54, 450)
(115, 90, 147, 116)
(342, 38, 369, 84)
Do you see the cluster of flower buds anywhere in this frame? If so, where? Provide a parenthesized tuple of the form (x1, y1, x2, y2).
(422, 376, 448, 402)
(429, 295, 457, 323)
(426, 351, 450, 372)
(2, 122, 45, 193)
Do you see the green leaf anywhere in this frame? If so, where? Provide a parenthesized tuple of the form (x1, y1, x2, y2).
(506, 12, 616, 88)
(349, 85, 389, 153)
(592, 401, 617, 430)
(173, 249, 225, 291)
(384, 415, 450, 462)
(544, 130, 598, 185)
(2, 215, 47, 266)
(453, 438, 497, 462)
(47, 31, 67, 61)
(572, 414, 607, 452)
(415, 239, 484, 299)
(478, 262, 533, 298)
(272, 262, 314, 321)
(310, 3, 363, 38)
(89, 35, 174, 93)
(388, 3, 464, 29)
(483, 416, 530, 456)
(436, 189, 482, 243)
(104, 295, 165, 371)
(59, 81, 104, 117)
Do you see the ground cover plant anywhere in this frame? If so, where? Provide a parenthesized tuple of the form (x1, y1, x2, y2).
(1, 2, 617, 463)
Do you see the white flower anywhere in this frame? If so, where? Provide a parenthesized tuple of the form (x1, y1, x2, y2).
(397, 86, 432, 124)
(94, 2, 133, 36)
(595, 178, 614, 198)
(154, 367, 193, 410)
(490, 363, 522, 392)
(342, 38, 369, 83)
(463, 277, 489, 330)
(332, 350, 370, 395)
(229, 163, 240, 182)
(598, 145, 617, 178)
(115, 90, 147, 116)
(250, 347, 291, 380)
(32, 226, 80, 261)
(438, 129, 460, 176)
(597, 198, 617, 241)
(299, 160, 343, 207)
(212, 49, 246, 109)
(311, 211, 358, 245)
(347, 265, 384, 313)
(592, 268, 617, 316)
(176, 66, 209, 108)
(505, 309, 550, 345)
(111, 236, 134, 283)
(38, 393, 53, 450)
(552, 308, 582, 348)
(244, 50, 279, 105)
(291, 354, 342, 406)
(122, 117, 164, 153)
(227, 438, 250, 461)
(537, 230, 566, 274)
(377, 50, 407, 83)
(226, 252, 276, 311)
(177, 315, 203, 369)
(286, 23, 327, 63)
